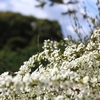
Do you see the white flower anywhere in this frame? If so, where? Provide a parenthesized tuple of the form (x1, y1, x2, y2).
(55, 95, 64, 100)
(83, 76, 89, 84)
(91, 77, 97, 83)
(0, 28, 100, 99)
(31, 70, 40, 80)
(77, 43, 84, 51)
(23, 73, 31, 85)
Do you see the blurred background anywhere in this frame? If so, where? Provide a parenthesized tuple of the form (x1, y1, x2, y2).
(0, 0, 99, 74)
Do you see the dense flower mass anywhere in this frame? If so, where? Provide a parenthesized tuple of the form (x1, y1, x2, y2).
(0, 28, 100, 100)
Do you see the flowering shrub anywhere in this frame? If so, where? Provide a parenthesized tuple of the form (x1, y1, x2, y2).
(0, 28, 100, 100)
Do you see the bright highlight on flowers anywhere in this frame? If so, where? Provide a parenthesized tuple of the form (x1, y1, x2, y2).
(0, 28, 100, 100)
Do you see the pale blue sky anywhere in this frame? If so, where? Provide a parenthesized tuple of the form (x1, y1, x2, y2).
(0, 0, 98, 39)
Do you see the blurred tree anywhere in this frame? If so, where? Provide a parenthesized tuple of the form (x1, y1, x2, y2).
(0, 11, 62, 50)
(32, 19, 62, 42)
(36, 0, 78, 7)
(0, 11, 35, 49)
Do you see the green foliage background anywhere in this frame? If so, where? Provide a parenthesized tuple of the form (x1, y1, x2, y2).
(0, 11, 63, 74)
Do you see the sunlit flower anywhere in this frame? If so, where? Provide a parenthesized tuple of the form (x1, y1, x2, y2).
(0, 28, 100, 99)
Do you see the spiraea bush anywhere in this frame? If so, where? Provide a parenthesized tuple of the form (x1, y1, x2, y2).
(0, 28, 100, 100)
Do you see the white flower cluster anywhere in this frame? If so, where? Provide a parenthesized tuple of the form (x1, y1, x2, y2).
(0, 28, 100, 100)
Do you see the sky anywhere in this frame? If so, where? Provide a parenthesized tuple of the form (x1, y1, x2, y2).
(0, 0, 98, 40)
